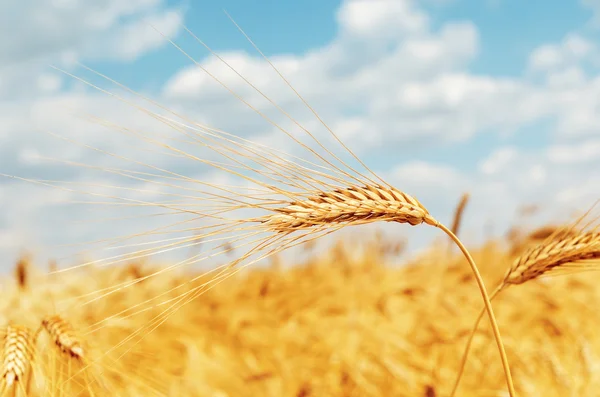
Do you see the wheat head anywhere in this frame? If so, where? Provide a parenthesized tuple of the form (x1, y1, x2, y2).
(504, 231, 600, 285)
(41, 315, 84, 359)
(2, 325, 35, 389)
(260, 185, 438, 232)
(450, 192, 470, 237)
(14, 255, 31, 292)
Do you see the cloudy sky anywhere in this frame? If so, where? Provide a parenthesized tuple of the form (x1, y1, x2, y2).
(1, 0, 599, 271)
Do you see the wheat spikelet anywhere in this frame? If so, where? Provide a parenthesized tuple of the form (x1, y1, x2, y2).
(1, 325, 34, 390)
(260, 184, 437, 232)
(41, 315, 84, 359)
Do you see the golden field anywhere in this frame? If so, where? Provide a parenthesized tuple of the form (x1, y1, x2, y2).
(1, 221, 599, 397)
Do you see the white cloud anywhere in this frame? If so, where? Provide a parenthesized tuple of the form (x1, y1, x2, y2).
(336, 0, 429, 38)
(87, 9, 183, 62)
(0, 0, 182, 99)
(391, 161, 466, 191)
(547, 139, 600, 164)
(479, 147, 518, 175)
(529, 34, 595, 71)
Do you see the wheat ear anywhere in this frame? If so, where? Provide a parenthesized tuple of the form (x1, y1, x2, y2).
(258, 185, 438, 230)
(41, 315, 84, 360)
(451, 193, 470, 238)
(451, 225, 600, 396)
(1, 325, 35, 393)
(14, 256, 30, 292)
(260, 184, 515, 397)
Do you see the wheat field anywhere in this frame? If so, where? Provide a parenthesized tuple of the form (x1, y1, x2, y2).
(0, 221, 599, 396)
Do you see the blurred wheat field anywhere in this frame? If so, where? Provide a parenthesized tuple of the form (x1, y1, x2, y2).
(2, 227, 600, 396)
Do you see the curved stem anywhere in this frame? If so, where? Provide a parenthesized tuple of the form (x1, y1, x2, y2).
(436, 223, 516, 397)
(450, 284, 504, 397)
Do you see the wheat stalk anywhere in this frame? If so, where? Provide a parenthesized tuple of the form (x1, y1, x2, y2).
(451, 215, 600, 396)
(1, 325, 35, 394)
(41, 315, 84, 360)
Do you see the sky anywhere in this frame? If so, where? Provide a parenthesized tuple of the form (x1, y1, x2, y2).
(0, 0, 599, 271)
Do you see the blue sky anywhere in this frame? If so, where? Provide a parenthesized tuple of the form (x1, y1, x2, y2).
(92, 0, 592, 89)
(0, 0, 599, 268)
(95, 0, 341, 90)
(98, 1, 592, 86)
(87, 0, 595, 176)
(432, 0, 591, 75)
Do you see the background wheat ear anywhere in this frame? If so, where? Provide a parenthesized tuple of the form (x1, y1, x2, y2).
(13, 254, 33, 293)
(259, 183, 516, 397)
(1, 325, 35, 394)
(451, 208, 600, 396)
(41, 315, 84, 360)
(450, 192, 470, 239)
(503, 230, 600, 285)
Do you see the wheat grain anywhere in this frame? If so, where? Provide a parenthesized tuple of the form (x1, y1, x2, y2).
(41, 315, 84, 359)
(2, 325, 34, 389)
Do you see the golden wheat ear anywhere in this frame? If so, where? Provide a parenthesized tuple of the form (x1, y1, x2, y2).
(258, 185, 438, 231)
(1, 325, 35, 396)
(503, 230, 600, 285)
(41, 315, 84, 360)
(14, 255, 31, 293)
(451, 204, 600, 396)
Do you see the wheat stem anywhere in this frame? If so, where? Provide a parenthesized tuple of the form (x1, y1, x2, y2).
(438, 224, 516, 397)
(449, 284, 504, 396)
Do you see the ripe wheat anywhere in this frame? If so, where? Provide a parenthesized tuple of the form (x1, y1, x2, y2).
(260, 185, 438, 232)
(504, 231, 600, 285)
(41, 315, 84, 360)
(1, 325, 35, 393)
